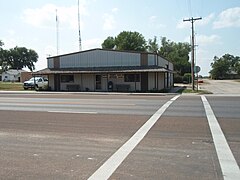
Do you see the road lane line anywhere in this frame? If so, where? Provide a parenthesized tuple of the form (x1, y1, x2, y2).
(201, 95, 240, 180)
(88, 95, 180, 180)
(48, 111, 98, 114)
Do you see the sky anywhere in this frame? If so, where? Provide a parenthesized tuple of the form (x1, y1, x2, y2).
(0, 0, 240, 76)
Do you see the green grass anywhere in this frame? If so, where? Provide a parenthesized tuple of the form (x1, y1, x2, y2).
(182, 88, 212, 94)
(0, 82, 24, 91)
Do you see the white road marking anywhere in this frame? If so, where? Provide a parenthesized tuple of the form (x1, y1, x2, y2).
(201, 95, 240, 180)
(88, 95, 180, 180)
(48, 111, 98, 114)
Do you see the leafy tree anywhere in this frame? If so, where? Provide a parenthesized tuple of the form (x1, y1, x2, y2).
(107, 31, 147, 52)
(159, 37, 191, 76)
(0, 40, 3, 47)
(0, 46, 38, 71)
(210, 56, 231, 79)
(210, 54, 240, 79)
(235, 62, 240, 74)
(102, 36, 115, 49)
(147, 36, 159, 53)
(0, 40, 5, 71)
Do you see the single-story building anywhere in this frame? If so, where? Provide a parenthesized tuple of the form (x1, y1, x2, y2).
(1, 69, 28, 82)
(34, 48, 174, 92)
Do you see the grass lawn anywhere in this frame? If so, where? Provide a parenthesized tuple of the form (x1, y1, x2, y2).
(177, 87, 212, 94)
(0, 82, 24, 91)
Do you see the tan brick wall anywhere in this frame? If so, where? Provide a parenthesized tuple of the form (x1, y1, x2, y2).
(20, 72, 32, 82)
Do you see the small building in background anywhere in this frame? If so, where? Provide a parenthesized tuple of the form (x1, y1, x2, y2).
(34, 48, 174, 92)
(1, 69, 32, 82)
(1, 69, 30, 82)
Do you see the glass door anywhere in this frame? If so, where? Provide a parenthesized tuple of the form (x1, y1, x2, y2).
(96, 75, 102, 90)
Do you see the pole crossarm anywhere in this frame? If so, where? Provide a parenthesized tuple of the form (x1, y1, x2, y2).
(183, 17, 202, 22)
(183, 17, 202, 91)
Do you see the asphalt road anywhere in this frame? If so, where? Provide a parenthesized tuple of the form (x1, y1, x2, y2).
(0, 92, 239, 179)
(199, 79, 240, 94)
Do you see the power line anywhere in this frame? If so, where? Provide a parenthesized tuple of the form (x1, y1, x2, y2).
(183, 17, 202, 90)
(186, 0, 192, 17)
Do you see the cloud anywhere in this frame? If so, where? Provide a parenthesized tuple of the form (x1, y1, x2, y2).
(183, 34, 221, 46)
(149, 16, 157, 23)
(102, 7, 119, 31)
(177, 13, 215, 29)
(82, 38, 102, 50)
(198, 13, 215, 26)
(103, 13, 116, 30)
(213, 7, 240, 29)
(149, 16, 166, 28)
(196, 34, 221, 46)
(8, 30, 16, 36)
(22, 3, 87, 29)
(177, 19, 191, 29)
(2, 37, 17, 49)
(112, 8, 118, 13)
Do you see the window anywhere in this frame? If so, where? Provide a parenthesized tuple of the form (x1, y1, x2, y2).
(61, 75, 74, 83)
(124, 74, 140, 82)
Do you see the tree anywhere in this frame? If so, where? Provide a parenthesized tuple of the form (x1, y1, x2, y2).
(147, 36, 159, 53)
(115, 31, 146, 51)
(102, 31, 147, 52)
(0, 46, 38, 71)
(210, 54, 240, 79)
(0, 40, 5, 71)
(0, 40, 3, 47)
(235, 62, 240, 74)
(101, 36, 115, 49)
(159, 37, 191, 76)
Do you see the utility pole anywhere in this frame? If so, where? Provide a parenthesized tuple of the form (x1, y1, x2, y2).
(183, 17, 202, 90)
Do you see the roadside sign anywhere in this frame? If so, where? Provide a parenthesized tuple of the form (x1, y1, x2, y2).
(194, 66, 201, 73)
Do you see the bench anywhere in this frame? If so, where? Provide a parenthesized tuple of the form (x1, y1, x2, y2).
(116, 84, 130, 92)
(66, 84, 80, 91)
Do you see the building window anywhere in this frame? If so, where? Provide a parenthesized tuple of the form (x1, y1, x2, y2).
(124, 74, 140, 82)
(61, 75, 74, 83)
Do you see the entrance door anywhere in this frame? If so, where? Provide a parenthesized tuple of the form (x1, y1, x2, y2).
(54, 74, 60, 91)
(96, 75, 102, 90)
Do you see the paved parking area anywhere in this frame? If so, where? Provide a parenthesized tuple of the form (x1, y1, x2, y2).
(0, 93, 239, 179)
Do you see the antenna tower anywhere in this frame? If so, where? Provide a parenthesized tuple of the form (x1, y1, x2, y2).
(78, 0, 82, 51)
(56, 9, 59, 55)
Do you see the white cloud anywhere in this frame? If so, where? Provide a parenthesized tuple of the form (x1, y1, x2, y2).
(82, 38, 102, 50)
(198, 13, 215, 26)
(149, 16, 157, 23)
(213, 7, 240, 29)
(2, 37, 17, 49)
(183, 34, 221, 46)
(103, 13, 116, 30)
(44, 45, 57, 57)
(177, 19, 191, 29)
(196, 34, 221, 46)
(177, 13, 215, 29)
(22, 3, 87, 29)
(8, 30, 16, 36)
(149, 16, 166, 28)
(102, 7, 119, 31)
(112, 8, 118, 13)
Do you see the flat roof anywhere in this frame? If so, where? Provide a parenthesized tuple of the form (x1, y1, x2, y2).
(47, 48, 170, 61)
